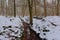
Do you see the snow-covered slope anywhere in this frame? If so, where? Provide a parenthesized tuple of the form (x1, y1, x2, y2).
(32, 16, 60, 40)
(0, 16, 60, 40)
(0, 16, 23, 40)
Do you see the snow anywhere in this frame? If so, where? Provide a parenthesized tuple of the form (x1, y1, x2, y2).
(0, 16, 23, 40)
(32, 16, 60, 40)
(22, 16, 60, 40)
(0, 16, 60, 40)
(22, 16, 30, 23)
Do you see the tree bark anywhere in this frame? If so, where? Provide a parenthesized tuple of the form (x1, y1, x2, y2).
(34, 0, 36, 16)
(44, 0, 47, 17)
(14, 0, 16, 17)
(27, 0, 33, 25)
(56, 0, 59, 16)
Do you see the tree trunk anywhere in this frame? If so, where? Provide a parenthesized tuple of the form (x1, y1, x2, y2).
(56, 0, 59, 16)
(14, 0, 16, 17)
(27, 0, 33, 25)
(1, 0, 4, 16)
(34, 0, 36, 16)
(44, 0, 47, 17)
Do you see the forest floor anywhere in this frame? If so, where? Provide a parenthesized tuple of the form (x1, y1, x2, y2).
(0, 16, 60, 40)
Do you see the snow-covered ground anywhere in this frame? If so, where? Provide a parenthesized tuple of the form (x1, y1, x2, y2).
(32, 16, 60, 40)
(0, 16, 60, 40)
(0, 16, 23, 40)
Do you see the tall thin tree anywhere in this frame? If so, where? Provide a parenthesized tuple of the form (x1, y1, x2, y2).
(1, 0, 4, 16)
(56, 0, 59, 16)
(14, 0, 16, 17)
(6, 0, 8, 16)
(27, 0, 33, 25)
(44, 0, 47, 17)
(52, 0, 54, 15)
(34, 0, 36, 16)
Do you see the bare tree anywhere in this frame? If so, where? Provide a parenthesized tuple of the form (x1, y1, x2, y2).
(14, 0, 16, 17)
(56, 0, 59, 16)
(6, 0, 8, 16)
(1, 0, 4, 16)
(27, 0, 33, 25)
(34, 0, 36, 16)
(21, 0, 28, 17)
(52, 0, 54, 15)
(44, 0, 47, 17)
